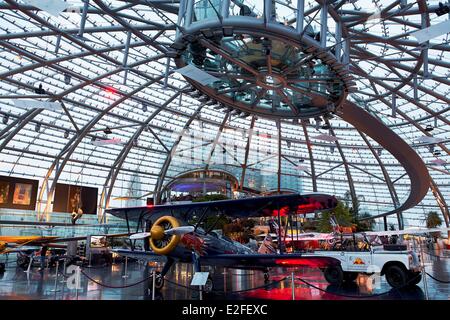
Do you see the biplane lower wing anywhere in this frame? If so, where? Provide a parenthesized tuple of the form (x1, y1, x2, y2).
(112, 249, 340, 269)
(198, 253, 340, 269)
(112, 249, 168, 263)
(106, 193, 338, 222)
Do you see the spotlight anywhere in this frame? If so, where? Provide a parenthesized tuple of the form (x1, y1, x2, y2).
(34, 83, 46, 94)
(64, 130, 69, 139)
(198, 96, 209, 103)
(314, 117, 322, 130)
(377, 148, 382, 156)
(190, 91, 202, 98)
(287, 140, 291, 148)
(64, 74, 71, 85)
(2, 115, 9, 125)
(425, 124, 434, 132)
(435, 2, 450, 16)
(103, 127, 112, 135)
(142, 103, 148, 112)
(35, 123, 41, 132)
(181, 86, 196, 94)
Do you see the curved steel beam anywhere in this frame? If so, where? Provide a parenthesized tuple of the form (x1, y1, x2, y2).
(98, 90, 183, 220)
(340, 101, 430, 220)
(326, 121, 358, 216)
(358, 129, 403, 229)
(239, 116, 256, 190)
(301, 120, 317, 192)
(429, 178, 450, 232)
(153, 105, 203, 204)
(37, 76, 164, 220)
(204, 112, 230, 171)
(92, 0, 168, 54)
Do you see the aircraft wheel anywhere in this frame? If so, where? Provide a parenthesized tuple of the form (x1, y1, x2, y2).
(343, 272, 358, 282)
(385, 265, 407, 288)
(203, 276, 214, 293)
(149, 271, 164, 291)
(0, 263, 5, 273)
(324, 266, 344, 285)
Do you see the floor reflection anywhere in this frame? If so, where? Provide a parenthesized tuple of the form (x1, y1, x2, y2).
(0, 254, 448, 300)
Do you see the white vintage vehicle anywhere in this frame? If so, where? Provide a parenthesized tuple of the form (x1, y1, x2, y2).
(303, 234, 422, 288)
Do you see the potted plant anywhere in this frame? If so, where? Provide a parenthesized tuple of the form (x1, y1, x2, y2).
(425, 211, 443, 247)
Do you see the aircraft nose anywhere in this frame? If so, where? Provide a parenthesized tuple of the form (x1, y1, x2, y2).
(151, 225, 165, 240)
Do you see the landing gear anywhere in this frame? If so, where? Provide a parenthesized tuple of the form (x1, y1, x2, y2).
(203, 275, 214, 293)
(262, 267, 270, 282)
(324, 265, 344, 285)
(148, 257, 174, 293)
(149, 271, 164, 290)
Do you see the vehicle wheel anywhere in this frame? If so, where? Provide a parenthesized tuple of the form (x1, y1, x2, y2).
(17, 255, 30, 269)
(203, 276, 214, 293)
(324, 266, 344, 285)
(263, 272, 270, 282)
(343, 272, 358, 282)
(149, 271, 164, 290)
(407, 271, 422, 286)
(385, 265, 407, 288)
(0, 263, 5, 273)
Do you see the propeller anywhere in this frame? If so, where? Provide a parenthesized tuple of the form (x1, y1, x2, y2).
(129, 232, 151, 240)
(129, 226, 194, 240)
(164, 226, 195, 236)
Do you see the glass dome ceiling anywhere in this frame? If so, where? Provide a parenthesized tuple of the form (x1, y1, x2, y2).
(0, 0, 448, 229)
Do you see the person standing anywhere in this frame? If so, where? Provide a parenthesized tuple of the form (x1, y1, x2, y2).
(38, 245, 48, 271)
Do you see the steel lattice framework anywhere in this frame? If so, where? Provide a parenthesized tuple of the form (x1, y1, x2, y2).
(0, 0, 448, 230)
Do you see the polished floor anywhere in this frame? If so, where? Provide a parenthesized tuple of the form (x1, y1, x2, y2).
(0, 249, 449, 300)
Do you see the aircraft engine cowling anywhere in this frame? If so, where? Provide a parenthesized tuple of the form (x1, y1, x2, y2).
(149, 216, 182, 255)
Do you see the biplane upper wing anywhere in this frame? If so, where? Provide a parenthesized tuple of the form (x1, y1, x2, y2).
(106, 193, 338, 222)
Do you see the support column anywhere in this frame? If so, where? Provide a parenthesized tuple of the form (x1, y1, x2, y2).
(221, 0, 230, 19)
(277, 120, 281, 194)
(335, 20, 342, 61)
(240, 116, 256, 190)
(296, 0, 304, 32)
(320, 0, 327, 48)
(185, 0, 194, 27)
(264, 0, 274, 24)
